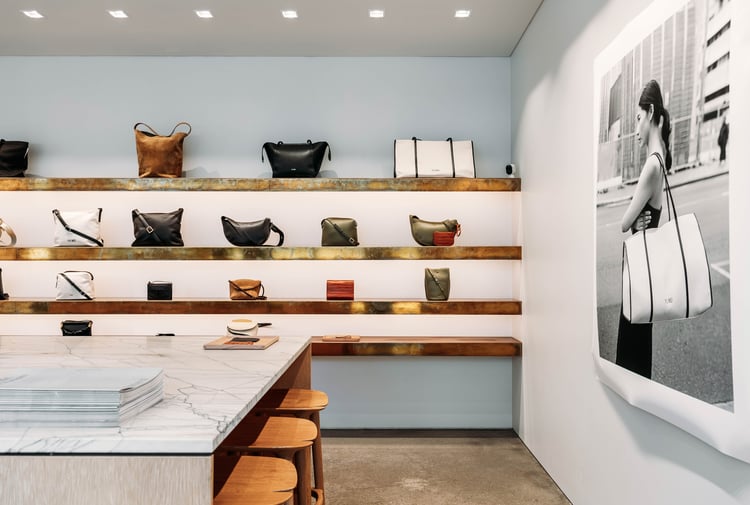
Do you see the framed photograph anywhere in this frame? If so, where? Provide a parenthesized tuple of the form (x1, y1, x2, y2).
(593, 0, 747, 462)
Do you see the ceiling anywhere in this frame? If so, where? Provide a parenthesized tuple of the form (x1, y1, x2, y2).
(0, 0, 542, 57)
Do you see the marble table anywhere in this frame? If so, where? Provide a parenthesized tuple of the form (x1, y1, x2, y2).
(0, 334, 311, 505)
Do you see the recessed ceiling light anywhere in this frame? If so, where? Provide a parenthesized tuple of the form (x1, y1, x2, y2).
(22, 10, 43, 19)
(281, 10, 298, 19)
(108, 10, 128, 19)
(195, 10, 213, 18)
(369, 9, 385, 18)
(455, 9, 471, 18)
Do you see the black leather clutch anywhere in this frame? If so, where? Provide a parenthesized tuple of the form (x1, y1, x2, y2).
(61, 320, 92, 336)
(147, 281, 173, 300)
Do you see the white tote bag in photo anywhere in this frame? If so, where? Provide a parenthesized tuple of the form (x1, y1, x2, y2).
(394, 138, 476, 178)
(52, 208, 104, 246)
(56, 271, 95, 300)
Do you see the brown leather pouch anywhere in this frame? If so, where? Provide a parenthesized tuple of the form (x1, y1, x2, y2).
(134, 122, 191, 178)
(228, 279, 267, 300)
(326, 280, 354, 300)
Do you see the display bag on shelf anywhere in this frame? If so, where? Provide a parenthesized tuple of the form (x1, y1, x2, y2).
(147, 281, 173, 300)
(220, 216, 285, 246)
(131, 208, 184, 247)
(0, 218, 17, 247)
(134, 122, 191, 178)
(0, 139, 29, 177)
(228, 279, 267, 300)
(226, 318, 259, 338)
(262, 140, 331, 178)
(321, 217, 359, 246)
(0, 268, 8, 300)
(409, 215, 461, 246)
(56, 271, 95, 300)
(52, 209, 104, 247)
(622, 153, 712, 323)
(326, 280, 354, 300)
(394, 138, 476, 178)
(424, 268, 450, 301)
(61, 320, 93, 336)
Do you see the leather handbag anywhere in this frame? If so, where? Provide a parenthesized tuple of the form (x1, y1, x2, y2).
(409, 215, 461, 246)
(147, 281, 173, 300)
(221, 216, 285, 247)
(52, 209, 104, 247)
(622, 153, 712, 323)
(227, 318, 259, 337)
(55, 270, 95, 300)
(0, 218, 17, 247)
(131, 208, 184, 247)
(262, 140, 331, 178)
(0, 268, 8, 300)
(61, 320, 93, 336)
(0, 139, 29, 177)
(228, 279, 267, 300)
(321, 217, 359, 246)
(326, 280, 354, 300)
(134, 122, 192, 178)
(424, 268, 450, 301)
(394, 138, 476, 178)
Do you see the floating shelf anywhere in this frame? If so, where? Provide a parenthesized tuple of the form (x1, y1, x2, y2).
(0, 177, 520, 192)
(311, 336, 521, 357)
(0, 246, 521, 261)
(0, 299, 522, 315)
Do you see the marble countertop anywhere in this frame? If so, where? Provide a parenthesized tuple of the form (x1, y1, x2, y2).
(0, 334, 310, 455)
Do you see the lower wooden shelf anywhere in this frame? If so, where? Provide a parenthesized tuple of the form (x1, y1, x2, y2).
(311, 336, 521, 357)
(0, 299, 522, 315)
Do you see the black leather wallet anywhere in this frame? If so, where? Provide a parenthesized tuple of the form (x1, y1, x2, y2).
(147, 281, 173, 300)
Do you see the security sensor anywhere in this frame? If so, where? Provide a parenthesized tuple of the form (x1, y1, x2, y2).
(505, 163, 516, 177)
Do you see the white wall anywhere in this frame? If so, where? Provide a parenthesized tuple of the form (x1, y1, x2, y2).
(0, 57, 516, 429)
(511, 0, 750, 504)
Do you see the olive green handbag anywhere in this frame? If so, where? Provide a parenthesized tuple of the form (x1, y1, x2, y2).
(321, 217, 359, 246)
(424, 268, 450, 301)
(409, 215, 460, 246)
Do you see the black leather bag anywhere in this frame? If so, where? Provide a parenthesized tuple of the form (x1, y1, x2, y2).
(131, 208, 184, 246)
(221, 216, 285, 247)
(262, 140, 331, 178)
(147, 281, 173, 300)
(61, 320, 93, 336)
(0, 139, 29, 177)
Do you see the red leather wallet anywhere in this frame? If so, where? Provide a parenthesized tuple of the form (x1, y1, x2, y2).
(326, 280, 354, 300)
(433, 231, 456, 246)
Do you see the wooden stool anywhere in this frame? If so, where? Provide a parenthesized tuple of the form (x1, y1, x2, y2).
(221, 416, 318, 505)
(214, 455, 296, 505)
(254, 389, 328, 492)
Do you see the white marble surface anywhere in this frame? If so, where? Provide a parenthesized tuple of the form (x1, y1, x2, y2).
(0, 334, 310, 454)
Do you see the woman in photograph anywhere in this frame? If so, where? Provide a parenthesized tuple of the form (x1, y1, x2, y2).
(615, 79, 672, 379)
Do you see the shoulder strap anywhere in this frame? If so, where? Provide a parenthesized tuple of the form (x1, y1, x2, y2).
(52, 209, 104, 246)
(133, 209, 165, 245)
(324, 219, 359, 246)
(133, 123, 159, 135)
(413, 137, 419, 178)
(168, 122, 192, 137)
(447, 138, 456, 177)
(228, 280, 267, 300)
(59, 272, 93, 300)
(269, 222, 285, 247)
(0, 218, 17, 247)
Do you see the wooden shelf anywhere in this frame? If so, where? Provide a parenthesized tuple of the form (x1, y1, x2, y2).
(0, 246, 521, 261)
(0, 177, 520, 192)
(311, 336, 521, 357)
(0, 299, 522, 315)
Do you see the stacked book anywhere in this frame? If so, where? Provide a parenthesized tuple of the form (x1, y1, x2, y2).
(0, 367, 164, 427)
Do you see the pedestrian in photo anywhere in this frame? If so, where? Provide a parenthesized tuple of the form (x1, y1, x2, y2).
(615, 79, 672, 379)
(718, 116, 729, 165)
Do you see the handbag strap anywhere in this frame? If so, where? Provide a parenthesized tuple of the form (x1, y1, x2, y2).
(324, 219, 359, 246)
(0, 218, 17, 247)
(52, 209, 104, 247)
(270, 222, 285, 247)
(412, 137, 420, 178)
(167, 122, 192, 137)
(134, 123, 159, 135)
(133, 209, 165, 245)
(427, 269, 448, 299)
(261, 140, 331, 163)
(228, 280, 267, 300)
(447, 138, 457, 177)
(59, 272, 93, 300)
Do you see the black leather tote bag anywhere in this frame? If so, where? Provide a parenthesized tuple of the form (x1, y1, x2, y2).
(0, 139, 29, 177)
(262, 140, 331, 178)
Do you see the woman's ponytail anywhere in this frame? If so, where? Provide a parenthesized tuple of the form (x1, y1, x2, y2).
(660, 108, 672, 170)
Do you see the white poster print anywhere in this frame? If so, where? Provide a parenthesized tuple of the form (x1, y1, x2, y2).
(593, 0, 749, 463)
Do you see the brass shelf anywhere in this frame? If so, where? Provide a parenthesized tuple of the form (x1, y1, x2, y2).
(0, 299, 522, 315)
(311, 336, 521, 357)
(0, 177, 520, 192)
(0, 246, 521, 261)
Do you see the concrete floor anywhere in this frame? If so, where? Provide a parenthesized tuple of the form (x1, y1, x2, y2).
(321, 430, 571, 505)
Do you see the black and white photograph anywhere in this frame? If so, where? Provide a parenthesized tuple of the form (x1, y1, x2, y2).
(594, 0, 745, 461)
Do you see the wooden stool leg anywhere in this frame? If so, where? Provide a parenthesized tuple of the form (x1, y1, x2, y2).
(293, 446, 312, 505)
(310, 411, 324, 490)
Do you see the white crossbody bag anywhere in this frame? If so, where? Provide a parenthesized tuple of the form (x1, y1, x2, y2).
(53, 209, 104, 247)
(56, 271, 95, 300)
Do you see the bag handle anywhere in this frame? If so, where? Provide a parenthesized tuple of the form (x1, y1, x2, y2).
(58, 271, 93, 300)
(270, 222, 285, 247)
(133, 123, 159, 136)
(0, 218, 17, 247)
(324, 219, 359, 246)
(228, 280, 267, 300)
(426, 269, 449, 300)
(52, 209, 104, 247)
(132, 209, 165, 245)
(167, 122, 192, 137)
(261, 140, 331, 163)
(447, 138, 457, 178)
